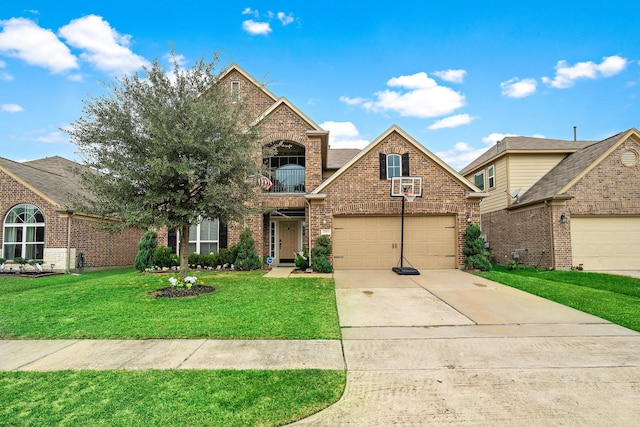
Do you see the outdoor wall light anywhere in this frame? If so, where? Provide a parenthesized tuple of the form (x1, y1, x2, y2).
(322, 216, 327, 225)
(560, 213, 568, 224)
(466, 212, 472, 223)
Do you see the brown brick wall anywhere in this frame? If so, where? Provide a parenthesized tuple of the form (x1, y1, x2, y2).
(310, 131, 480, 268)
(218, 69, 276, 123)
(1, 169, 144, 269)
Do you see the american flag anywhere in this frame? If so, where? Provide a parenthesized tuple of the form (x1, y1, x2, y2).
(256, 175, 273, 190)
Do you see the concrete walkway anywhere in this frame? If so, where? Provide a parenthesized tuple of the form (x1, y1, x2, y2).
(293, 269, 640, 426)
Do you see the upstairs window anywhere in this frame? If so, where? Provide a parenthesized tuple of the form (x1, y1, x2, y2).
(231, 81, 240, 102)
(487, 165, 495, 189)
(474, 170, 485, 191)
(379, 153, 410, 179)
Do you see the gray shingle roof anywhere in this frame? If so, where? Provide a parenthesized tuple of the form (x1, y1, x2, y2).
(326, 148, 361, 169)
(459, 136, 593, 175)
(513, 131, 628, 206)
(0, 156, 89, 209)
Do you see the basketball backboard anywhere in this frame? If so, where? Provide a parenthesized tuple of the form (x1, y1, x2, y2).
(390, 176, 423, 200)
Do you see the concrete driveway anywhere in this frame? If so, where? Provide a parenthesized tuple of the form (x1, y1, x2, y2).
(293, 269, 640, 426)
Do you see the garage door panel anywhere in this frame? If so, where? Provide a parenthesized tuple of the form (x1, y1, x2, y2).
(333, 216, 456, 270)
(571, 217, 640, 270)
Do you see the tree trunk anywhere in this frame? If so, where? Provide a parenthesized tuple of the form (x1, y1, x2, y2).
(179, 223, 190, 280)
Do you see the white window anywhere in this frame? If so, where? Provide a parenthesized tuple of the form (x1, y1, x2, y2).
(3, 204, 45, 260)
(188, 218, 220, 254)
(387, 154, 401, 179)
(231, 81, 240, 102)
(474, 170, 485, 191)
(487, 165, 495, 189)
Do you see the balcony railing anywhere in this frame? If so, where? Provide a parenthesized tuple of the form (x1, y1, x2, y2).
(265, 165, 305, 193)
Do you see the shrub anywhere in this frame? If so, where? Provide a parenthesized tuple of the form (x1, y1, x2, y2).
(235, 227, 262, 271)
(153, 246, 176, 268)
(311, 235, 333, 273)
(199, 253, 218, 268)
(295, 247, 309, 271)
(134, 230, 157, 271)
(463, 223, 491, 271)
(188, 252, 201, 267)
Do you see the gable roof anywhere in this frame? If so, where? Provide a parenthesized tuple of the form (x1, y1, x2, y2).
(0, 156, 87, 209)
(218, 63, 278, 103)
(510, 129, 635, 208)
(459, 136, 593, 175)
(311, 124, 484, 196)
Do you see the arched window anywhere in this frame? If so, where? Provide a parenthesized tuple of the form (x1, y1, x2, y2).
(3, 204, 45, 260)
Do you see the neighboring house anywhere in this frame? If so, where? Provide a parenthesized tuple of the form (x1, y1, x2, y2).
(460, 129, 640, 271)
(216, 64, 485, 270)
(0, 156, 145, 272)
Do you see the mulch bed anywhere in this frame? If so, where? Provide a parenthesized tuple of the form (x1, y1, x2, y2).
(148, 285, 217, 299)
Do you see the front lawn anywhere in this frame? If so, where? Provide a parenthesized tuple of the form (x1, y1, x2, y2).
(477, 266, 640, 332)
(0, 269, 340, 339)
(0, 369, 345, 427)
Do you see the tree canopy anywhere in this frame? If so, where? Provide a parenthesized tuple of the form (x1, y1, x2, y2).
(65, 52, 263, 276)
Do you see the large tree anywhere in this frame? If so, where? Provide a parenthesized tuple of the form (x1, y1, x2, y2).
(65, 52, 262, 278)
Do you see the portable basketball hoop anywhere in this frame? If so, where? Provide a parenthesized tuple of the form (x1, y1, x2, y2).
(390, 176, 422, 275)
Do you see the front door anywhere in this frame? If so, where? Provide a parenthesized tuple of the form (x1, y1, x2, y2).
(279, 221, 299, 263)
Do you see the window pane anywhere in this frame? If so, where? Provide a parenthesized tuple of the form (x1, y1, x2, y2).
(474, 172, 485, 191)
(199, 219, 219, 241)
(188, 243, 196, 253)
(200, 242, 218, 254)
(4, 244, 21, 259)
(189, 224, 197, 241)
(35, 227, 45, 242)
(25, 244, 43, 260)
(387, 154, 401, 179)
(4, 227, 18, 243)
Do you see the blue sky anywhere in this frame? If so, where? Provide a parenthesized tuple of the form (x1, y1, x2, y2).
(1, 1, 639, 170)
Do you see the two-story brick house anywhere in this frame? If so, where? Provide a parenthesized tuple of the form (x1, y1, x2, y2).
(460, 129, 640, 271)
(219, 64, 485, 270)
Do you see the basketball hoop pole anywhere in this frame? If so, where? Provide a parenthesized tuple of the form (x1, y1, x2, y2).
(392, 191, 420, 275)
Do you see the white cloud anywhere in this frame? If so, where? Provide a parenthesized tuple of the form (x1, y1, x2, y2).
(2, 103, 23, 112)
(35, 130, 67, 144)
(0, 59, 11, 80)
(501, 77, 537, 98)
(433, 69, 466, 83)
(321, 121, 369, 149)
(481, 132, 518, 144)
(277, 12, 294, 25)
(360, 72, 465, 118)
(0, 17, 78, 73)
(241, 7, 259, 17)
(242, 20, 272, 35)
(428, 114, 475, 130)
(542, 55, 628, 89)
(339, 95, 366, 105)
(436, 142, 492, 170)
(58, 15, 149, 76)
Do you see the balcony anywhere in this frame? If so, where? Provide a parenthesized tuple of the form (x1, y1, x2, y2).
(266, 164, 305, 193)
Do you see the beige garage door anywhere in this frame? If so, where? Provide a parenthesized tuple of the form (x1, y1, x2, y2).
(571, 217, 640, 270)
(332, 216, 457, 270)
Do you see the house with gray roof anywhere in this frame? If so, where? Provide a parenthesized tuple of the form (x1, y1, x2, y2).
(460, 129, 640, 270)
(0, 156, 145, 272)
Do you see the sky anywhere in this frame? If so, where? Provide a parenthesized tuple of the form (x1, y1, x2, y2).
(1, 1, 640, 170)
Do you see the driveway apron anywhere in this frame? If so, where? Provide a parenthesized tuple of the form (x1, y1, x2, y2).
(293, 269, 640, 426)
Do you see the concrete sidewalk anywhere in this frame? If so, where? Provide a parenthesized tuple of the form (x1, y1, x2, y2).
(0, 339, 344, 371)
(294, 269, 640, 426)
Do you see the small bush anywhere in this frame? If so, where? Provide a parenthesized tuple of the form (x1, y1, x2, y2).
(134, 230, 157, 271)
(463, 224, 491, 271)
(295, 248, 309, 271)
(153, 246, 176, 268)
(311, 235, 333, 273)
(235, 228, 262, 271)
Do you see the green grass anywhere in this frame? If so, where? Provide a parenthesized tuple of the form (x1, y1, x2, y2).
(0, 369, 346, 427)
(478, 266, 640, 332)
(0, 268, 345, 426)
(0, 269, 340, 339)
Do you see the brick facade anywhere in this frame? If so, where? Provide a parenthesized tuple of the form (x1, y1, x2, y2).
(1, 169, 145, 271)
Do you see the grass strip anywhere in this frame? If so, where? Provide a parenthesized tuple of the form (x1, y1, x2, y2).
(0, 369, 345, 427)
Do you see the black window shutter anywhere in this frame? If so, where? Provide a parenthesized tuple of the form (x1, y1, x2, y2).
(401, 152, 410, 176)
(379, 153, 387, 180)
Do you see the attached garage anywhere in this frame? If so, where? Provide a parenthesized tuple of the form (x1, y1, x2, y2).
(571, 216, 640, 270)
(332, 215, 457, 270)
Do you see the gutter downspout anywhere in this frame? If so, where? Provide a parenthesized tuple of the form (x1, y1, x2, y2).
(65, 212, 74, 274)
(306, 199, 312, 268)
